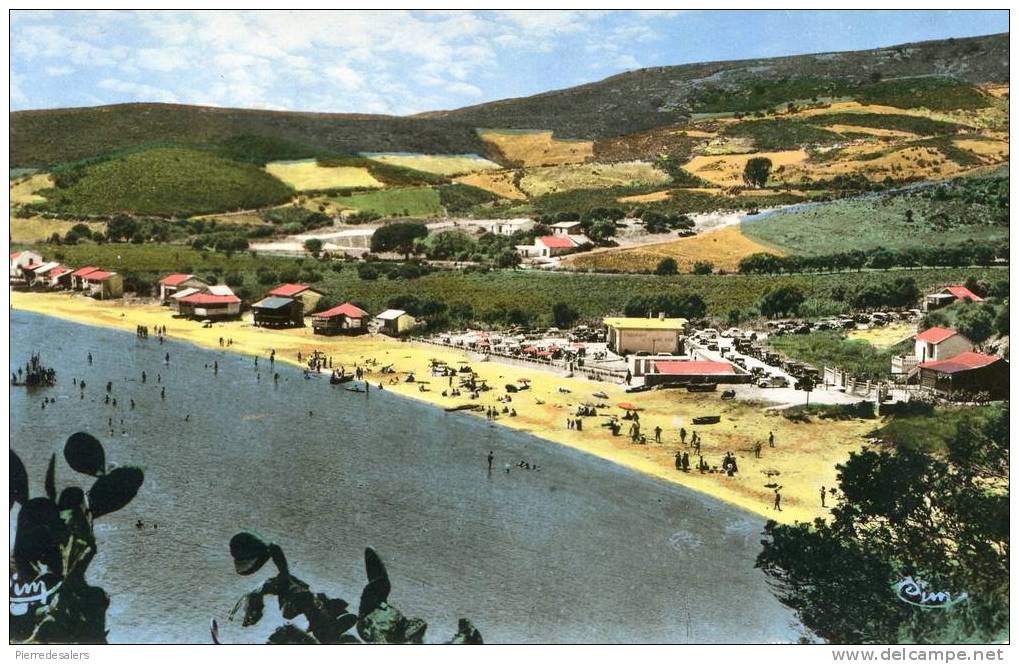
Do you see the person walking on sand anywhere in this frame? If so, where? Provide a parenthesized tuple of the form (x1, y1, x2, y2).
(675, 451, 682, 471)
(754, 442, 762, 459)
(680, 427, 687, 446)
(625, 369, 632, 385)
(487, 451, 494, 472)
(820, 485, 826, 508)
(654, 426, 662, 444)
(773, 486, 782, 512)
(769, 431, 775, 448)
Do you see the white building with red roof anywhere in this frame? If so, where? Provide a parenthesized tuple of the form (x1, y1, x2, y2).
(918, 351, 1008, 400)
(69, 266, 100, 290)
(914, 327, 973, 363)
(517, 235, 589, 259)
(82, 270, 124, 300)
(176, 292, 241, 320)
(10, 250, 43, 280)
(157, 273, 206, 303)
(267, 283, 324, 311)
(924, 285, 985, 311)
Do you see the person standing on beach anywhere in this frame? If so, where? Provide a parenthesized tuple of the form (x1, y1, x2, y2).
(680, 427, 687, 446)
(773, 486, 782, 511)
(769, 431, 775, 448)
(820, 485, 826, 508)
(754, 442, 762, 458)
(487, 451, 494, 471)
(654, 426, 662, 444)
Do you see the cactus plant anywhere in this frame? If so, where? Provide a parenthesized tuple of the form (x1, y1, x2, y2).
(9, 433, 144, 644)
(224, 532, 483, 644)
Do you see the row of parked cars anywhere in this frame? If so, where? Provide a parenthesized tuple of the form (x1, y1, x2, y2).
(766, 310, 920, 336)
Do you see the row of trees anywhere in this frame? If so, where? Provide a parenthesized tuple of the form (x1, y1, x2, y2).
(738, 243, 1006, 275)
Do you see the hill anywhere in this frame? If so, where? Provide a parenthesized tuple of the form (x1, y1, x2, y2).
(34, 147, 294, 217)
(419, 33, 1008, 139)
(10, 33, 1008, 170)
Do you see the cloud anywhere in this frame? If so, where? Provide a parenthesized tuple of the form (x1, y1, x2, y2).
(97, 78, 179, 104)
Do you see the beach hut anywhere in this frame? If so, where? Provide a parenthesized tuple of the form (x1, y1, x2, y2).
(312, 302, 368, 335)
(158, 273, 206, 303)
(376, 309, 417, 336)
(252, 296, 304, 328)
(176, 292, 241, 320)
(40, 265, 74, 290)
(169, 287, 201, 312)
(69, 266, 100, 290)
(918, 352, 1008, 400)
(26, 261, 62, 287)
(83, 270, 124, 299)
(267, 283, 324, 312)
(10, 251, 42, 281)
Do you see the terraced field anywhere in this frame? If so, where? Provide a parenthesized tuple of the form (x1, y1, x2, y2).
(684, 150, 808, 187)
(265, 160, 384, 191)
(10, 173, 53, 204)
(454, 170, 526, 200)
(362, 153, 501, 176)
(331, 186, 443, 218)
(562, 226, 782, 273)
(478, 129, 594, 167)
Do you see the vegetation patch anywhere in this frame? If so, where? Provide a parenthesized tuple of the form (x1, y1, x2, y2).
(36, 147, 294, 217)
(808, 112, 964, 136)
(870, 403, 1005, 453)
(721, 119, 844, 150)
(518, 161, 671, 197)
(767, 331, 912, 379)
(453, 170, 527, 200)
(477, 129, 594, 167)
(331, 187, 443, 218)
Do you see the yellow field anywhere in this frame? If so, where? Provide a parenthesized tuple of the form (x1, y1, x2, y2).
(9, 216, 105, 243)
(364, 153, 501, 176)
(847, 322, 916, 349)
(954, 138, 1009, 162)
(12, 290, 878, 524)
(518, 161, 671, 197)
(10, 173, 53, 205)
(453, 170, 527, 200)
(563, 226, 782, 273)
(618, 190, 672, 203)
(982, 83, 1010, 99)
(193, 211, 271, 226)
(265, 160, 384, 191)
(683, 150, 808, 187)
(783, 144, 978, 183)
(478, 130, 594, 167)
(825, 124, 916, 139)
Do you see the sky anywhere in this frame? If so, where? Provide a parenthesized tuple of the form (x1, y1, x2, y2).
(9, 9, 1009, 115)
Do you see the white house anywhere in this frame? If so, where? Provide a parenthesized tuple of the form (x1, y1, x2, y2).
(375, 309, 417, 336)
(10, 251, 43, 281)
(914, 327, 973, 363)
(517, 235, 589, 259)
(550, 221, 583, 236)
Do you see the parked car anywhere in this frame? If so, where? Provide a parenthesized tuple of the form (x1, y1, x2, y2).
(758, 375, 790, 388)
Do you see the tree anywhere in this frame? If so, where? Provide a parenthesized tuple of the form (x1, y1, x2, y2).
(303, 238, 324, 257)
(759, 286, 804, 317)
(495, 249, 521, 269)
(551, 302, 579, 329)
(955, 305, 995, 343)
(371, 222, 428, 258)
(623, 293, 706, 320)
(107, 215, 138, 242)
(993, 303, 1008, 337)
(692, 261, 714, 275)
(742, 157, 773, 188)
(655, 257, 678, 276)
(757, 406, 1008, 643)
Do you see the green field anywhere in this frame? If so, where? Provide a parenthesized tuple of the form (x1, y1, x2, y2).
(332, 187, 443, 218)
(721, 119, 844, 150)
(767, 331, 912, 379)
(742, 170, 1009, 255)
(18, 242, 1005, 325)
(37, 147, 294, 217)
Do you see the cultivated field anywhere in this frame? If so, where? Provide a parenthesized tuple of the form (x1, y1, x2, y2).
(683, 150, 808, 187)
(562, 226, 783, 273)
(846, 322, 917, 348)
(518, 161, 671, 197)
(478, 129, 594, 167)
(265, 160, 384, 191)
(332, 186, 443, 218)
(9, 216, 104, 243)
(454, 170, 527, 200)
(10, 173, 53, 205)
(363, 153, 501, 176)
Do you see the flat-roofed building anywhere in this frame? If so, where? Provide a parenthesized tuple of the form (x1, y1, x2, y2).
(603, 315, 687, 355)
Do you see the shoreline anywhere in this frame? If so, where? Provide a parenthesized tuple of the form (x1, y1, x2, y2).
(11, 291, 875, 524)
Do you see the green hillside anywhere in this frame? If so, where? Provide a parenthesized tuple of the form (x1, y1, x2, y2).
(36, 147, 294, 217)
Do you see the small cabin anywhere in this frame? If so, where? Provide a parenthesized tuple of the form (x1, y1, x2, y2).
(375, 309, 417, 336)
(252, 296, 304, 328)
(158, 273, 207, 304)
(176, 293, 241, 320)
(82, 270, 124, 300)
(313, 302, 368, 335)
(267, 284, 324, 313)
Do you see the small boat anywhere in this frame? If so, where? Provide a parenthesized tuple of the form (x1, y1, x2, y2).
(686, 383, 718, 393)
(592, 391, 609, 399)
(344, 386, 366, 393)
(624, 384, 650, 394)
(445, 404, 481, 412)
(720, 389, 737, 400)
(330, 374, 354, 385)
(692, 415, 721, 425)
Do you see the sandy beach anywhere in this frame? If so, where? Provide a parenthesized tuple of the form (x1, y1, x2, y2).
(11, 290, 876, 524)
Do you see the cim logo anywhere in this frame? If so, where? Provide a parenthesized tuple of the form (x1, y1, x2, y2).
(9, 572, 61, 616)
(893, 576, 968, 609)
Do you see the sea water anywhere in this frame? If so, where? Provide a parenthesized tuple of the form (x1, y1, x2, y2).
(10, 310, 800, 644)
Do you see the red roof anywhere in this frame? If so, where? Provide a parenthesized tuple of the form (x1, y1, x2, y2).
(47, 267, 73, 278)
(269, 283, 310, 297)
(70, 266, 99, 278)
(160, 273, 193, 286)
(915, 327, 958, 344)
(655, 360, 736, 375)
(10, 252, 20, 259)
(315, 302, 367, 319)
(178, 293, 241, 305)
(944, 286, 984, 302)
(919, 351, 1003, 374)
(84, 270, 116, 281)
(537, 235, 576, 249)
